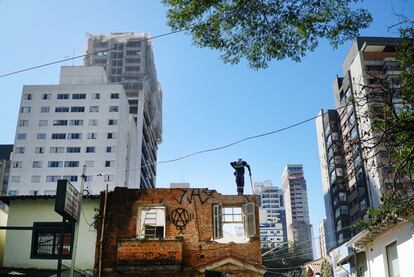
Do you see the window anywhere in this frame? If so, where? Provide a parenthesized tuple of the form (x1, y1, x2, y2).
(63, 175, 78, 182)
(108, 119, 118, 125)
(8, 190, 18, 196)
(48, 161, 63, 168)
(24, 94, 32, 100)
(87, 133, 97, 139)
(109, 106, 118, 112)
(40, 107, 50, 113)
(137, 206, 165, 239)
(30, 222, 74, 259)
(126, 58, 141, 63)
(213, 203, 256, 243)
(57, 94, 69, 99)
(67, 133, 82, 139)
(126, 50, 141, 55)
(46, 175, 61, 182)
(86, 147, 95, 153)
(37, 133, 46, 140)
(69, 119, 83, 126)
(106, 146, 115, 153)
(84, 175, 93, 182)
(107, 132, 117, 139)
(66, 147, 81, 153)
(21, 107, 31, 113)
(125, 66, 140, 72)
(51, 133, 66, 139)
(42, 94, 51, 100)
(35, 147, 45, 154)
(90, 106, 99, 112)
(89, 119, 98, 126)
(70, 106, 85, 112)
(111, 93, 119, 99)
(105, 160, 114, 167)
(386, 242, 400, 277)
(85, 160, 94, 168)
(39, 120, 48, 126)
(17, 133, 27, 140)
(104, 175, 114, 182)
(53, 120, 68, 126)
(19, 120, 29, 127)
(50, 147, 64, 153)
(92, 93, 100, 99)
(64, 161, 79, 168)
(10, 176, 21, 183)
(12, 161, 23, 168)
(31, 175, 41, 183)
(32, 161, 43, 168)
(15, 147, 25, 154)
(72, 93, 86, 99)
(55, 107, 69, 112)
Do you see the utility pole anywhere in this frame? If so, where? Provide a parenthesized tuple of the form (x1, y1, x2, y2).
(69, 165, 86, 277)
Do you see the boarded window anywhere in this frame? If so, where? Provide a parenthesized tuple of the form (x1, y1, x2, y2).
(212, 204, 223, 239)
(242, 202, 256, 238)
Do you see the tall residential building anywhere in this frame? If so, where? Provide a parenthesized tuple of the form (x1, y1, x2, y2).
(254, 180, 287, 248)
(319, 219, 330, 258)
(316, 37, 401, 248)
(281, 165, 313, 259)
(0, 145, 13, 195)
(84, 33, 162, 189)
(8, 66, 139, 196)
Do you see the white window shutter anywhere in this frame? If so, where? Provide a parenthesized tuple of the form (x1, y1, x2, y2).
(213, 204, 223, 239)
(242, 202, 256, 237)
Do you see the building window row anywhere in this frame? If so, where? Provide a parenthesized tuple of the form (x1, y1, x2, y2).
(22, 93, 120, 101)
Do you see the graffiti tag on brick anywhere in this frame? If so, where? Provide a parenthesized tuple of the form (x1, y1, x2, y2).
(176, 188, 215, 205)
(169, 208, 193, 234)
(143, 251, 177, 260)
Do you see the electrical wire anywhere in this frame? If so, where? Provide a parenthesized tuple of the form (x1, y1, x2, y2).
(0, 29, 187, 78)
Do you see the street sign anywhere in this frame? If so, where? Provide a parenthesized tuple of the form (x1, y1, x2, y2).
(55, 180, 80, 222)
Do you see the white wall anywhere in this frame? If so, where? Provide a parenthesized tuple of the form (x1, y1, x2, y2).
(364, 221, 414, 277)
(3, 199, 99, 270)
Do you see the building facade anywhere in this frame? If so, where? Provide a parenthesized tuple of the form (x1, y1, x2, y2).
(8, 66, 139, 195)
(316, 37, 402, 249)
(94, 187, 265, 276)
(0, 145, 13, 196)
(281, 165, 313, 259)
(254, 180, 287, 248)
(84, 33, 162, 189)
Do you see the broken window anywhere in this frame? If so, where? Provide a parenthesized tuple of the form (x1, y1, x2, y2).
(212, 202, 256, 243)
(137, 205, 165, 239)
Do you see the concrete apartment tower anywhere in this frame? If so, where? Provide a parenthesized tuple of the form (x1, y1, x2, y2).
(253, 180, 287, 248)
(316, 37, 401, 248)
(84, 33, 162, 189)
(8, 67, 139, 195)
(281, 165, 313, 259)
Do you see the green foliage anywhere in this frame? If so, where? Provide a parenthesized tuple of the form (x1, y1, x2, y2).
(321, 257, 332, 277)
(162, 0, 372, 69)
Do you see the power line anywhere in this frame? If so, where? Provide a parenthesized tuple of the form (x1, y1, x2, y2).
(0, 29, 187, 78)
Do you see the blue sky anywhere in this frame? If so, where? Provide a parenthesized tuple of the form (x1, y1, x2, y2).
(0, 0, 413, 246)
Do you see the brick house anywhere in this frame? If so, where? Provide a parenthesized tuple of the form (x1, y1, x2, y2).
(94, 187, 266, 276)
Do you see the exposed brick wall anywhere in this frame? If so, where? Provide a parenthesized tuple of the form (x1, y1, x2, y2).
(94, 188, 264, 276)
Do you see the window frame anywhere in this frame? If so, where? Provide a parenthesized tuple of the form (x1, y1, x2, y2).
(136, 205, 166, 239)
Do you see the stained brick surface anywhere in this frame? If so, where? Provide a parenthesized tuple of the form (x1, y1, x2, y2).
(94, 188, 264, 276)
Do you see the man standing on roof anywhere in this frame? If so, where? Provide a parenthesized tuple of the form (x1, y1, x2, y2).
(230, 159, 251, 195)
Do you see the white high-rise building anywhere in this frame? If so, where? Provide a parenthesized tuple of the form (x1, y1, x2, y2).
(8, 66, 139, 195)
(254, 180, 287, 248)
(282, 164, 313, 259)
(84, 33, 162, 189)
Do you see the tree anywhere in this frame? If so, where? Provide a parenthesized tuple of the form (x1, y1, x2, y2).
(351, 22, 414, 232)
(162, 0, 372, 69)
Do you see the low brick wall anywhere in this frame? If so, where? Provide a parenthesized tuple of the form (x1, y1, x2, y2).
(117, 238, 183, 271)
